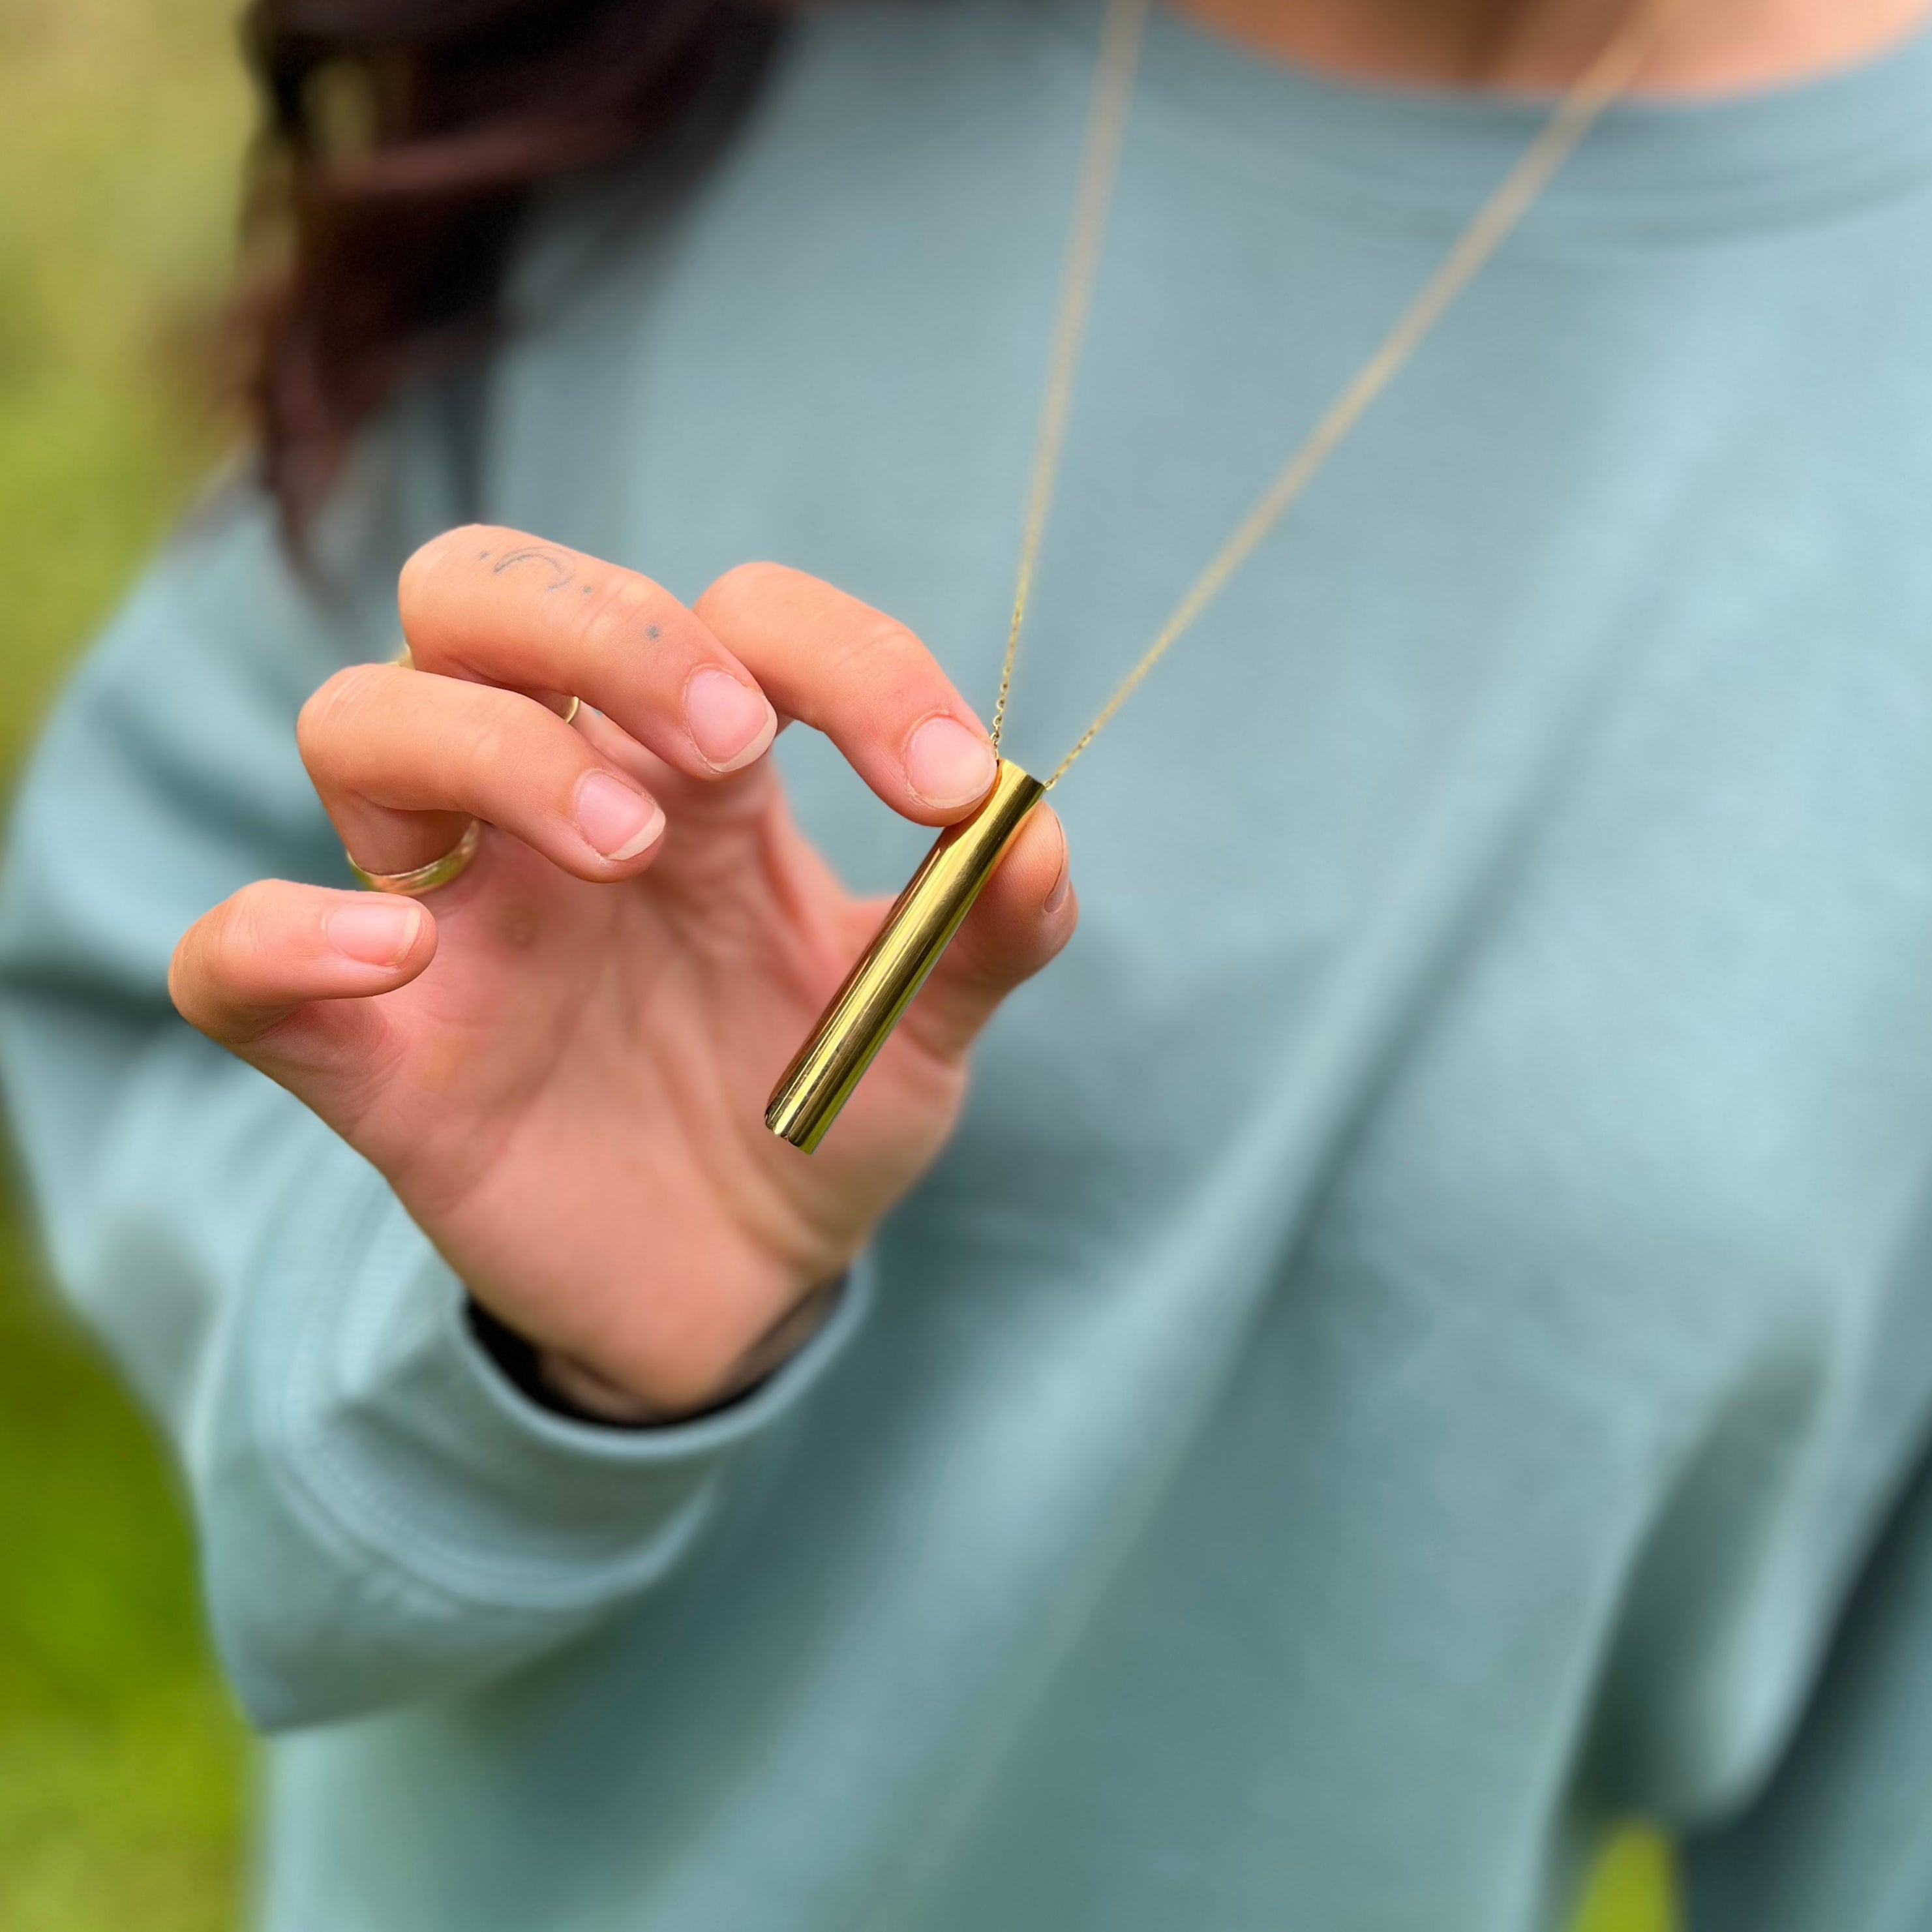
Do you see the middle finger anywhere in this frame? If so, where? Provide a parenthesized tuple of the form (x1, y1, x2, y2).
(398, 526, 779, 781)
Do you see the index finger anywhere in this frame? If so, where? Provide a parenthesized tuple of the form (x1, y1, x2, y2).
(398, 526, 779, 781)
(695, 563, 998, 824)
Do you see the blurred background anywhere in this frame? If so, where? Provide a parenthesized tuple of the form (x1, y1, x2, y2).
(0, 3, 1674, 1927)
(1, 1, 249, 1925)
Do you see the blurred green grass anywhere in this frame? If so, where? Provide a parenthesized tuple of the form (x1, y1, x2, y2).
(0, 1, 252, 1927)
(0, 3, 1678, 1928)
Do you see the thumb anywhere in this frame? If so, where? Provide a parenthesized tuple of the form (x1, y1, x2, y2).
(891, 805, 1076, 1066)
(170, 879, 436, 1111)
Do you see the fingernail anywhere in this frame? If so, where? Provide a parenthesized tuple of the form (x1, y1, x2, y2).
(1044, 854, 1072, 916)
(575, 771, 665, 860)
(327, 899, 423, 967)
(906, 715, 997, 809)
(686, 667, 777, 772)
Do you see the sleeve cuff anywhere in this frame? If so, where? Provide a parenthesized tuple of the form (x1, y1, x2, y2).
(228, 1129, 873, 1616)
(465, 1273, 849, 1430)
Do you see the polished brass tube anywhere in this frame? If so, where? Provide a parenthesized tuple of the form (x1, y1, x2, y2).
(766, 759, 1047, 1153)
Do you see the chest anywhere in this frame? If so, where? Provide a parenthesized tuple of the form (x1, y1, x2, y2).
(487, 48, 1932, 1324)
(890, 548, 1932, 1361)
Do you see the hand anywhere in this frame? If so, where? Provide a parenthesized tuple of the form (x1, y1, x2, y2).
(170, 528, 1076, 1414)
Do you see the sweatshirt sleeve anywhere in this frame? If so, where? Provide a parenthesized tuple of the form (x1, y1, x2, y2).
(0, 431, 870, 1732)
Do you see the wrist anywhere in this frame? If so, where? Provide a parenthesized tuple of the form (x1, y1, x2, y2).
(534, 1348, 673, 1425)
(468, 1277, 848, 1429)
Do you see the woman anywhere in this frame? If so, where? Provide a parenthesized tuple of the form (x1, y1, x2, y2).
(4, 0, 1931, 1924)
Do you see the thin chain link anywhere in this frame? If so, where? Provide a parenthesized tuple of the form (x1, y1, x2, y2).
(987, 0, 1674, 788)
(989, 0, 1153, 753)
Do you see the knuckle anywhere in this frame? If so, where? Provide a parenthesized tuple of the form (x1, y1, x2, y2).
(399, 522, 499, 617)
(207, 886, 274, 991)
(459, 708, 514, 777)
(826, 615, 939, 721)
(297, 666, 381, 768)
(572, 573, 668, 663)
(171, 890, 267, 1023)
(695, 560, 790, 629)
(832, 610, 922, 674)
(165, 928, 204, 1021)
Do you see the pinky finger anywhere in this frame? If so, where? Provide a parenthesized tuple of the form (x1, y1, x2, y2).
(170, 879, 437, 1053)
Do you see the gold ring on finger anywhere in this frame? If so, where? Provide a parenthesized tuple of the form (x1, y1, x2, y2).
(348, 819, 483, 897)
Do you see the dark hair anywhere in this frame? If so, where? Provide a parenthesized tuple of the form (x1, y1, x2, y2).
(239, 0, 780, 538)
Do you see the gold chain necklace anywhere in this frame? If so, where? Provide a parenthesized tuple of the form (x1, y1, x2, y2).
(768, 0, 1670, 1152)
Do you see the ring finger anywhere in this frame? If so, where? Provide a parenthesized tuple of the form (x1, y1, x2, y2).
(299, 662, 668, 880)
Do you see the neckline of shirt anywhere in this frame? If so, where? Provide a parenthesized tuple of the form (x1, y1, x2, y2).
(1030, 0, 1932, 243)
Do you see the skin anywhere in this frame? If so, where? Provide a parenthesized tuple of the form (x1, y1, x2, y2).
(1169, 0, 1932, 88)
(172, 539, 1075, 1415)
(172, 0, 1932, 1417)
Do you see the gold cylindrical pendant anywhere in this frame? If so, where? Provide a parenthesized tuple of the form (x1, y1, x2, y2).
(766, 759, 1047, 1153)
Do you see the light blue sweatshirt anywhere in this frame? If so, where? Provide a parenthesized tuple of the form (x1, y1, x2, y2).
(7, 3, 1932, 1926)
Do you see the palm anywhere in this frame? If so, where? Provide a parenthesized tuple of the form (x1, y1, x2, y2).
(335, 766, 962, 1387)
(175, 541, 1069, 1411)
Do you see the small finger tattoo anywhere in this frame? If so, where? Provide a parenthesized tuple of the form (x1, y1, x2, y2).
(490, 545, 575, 592)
